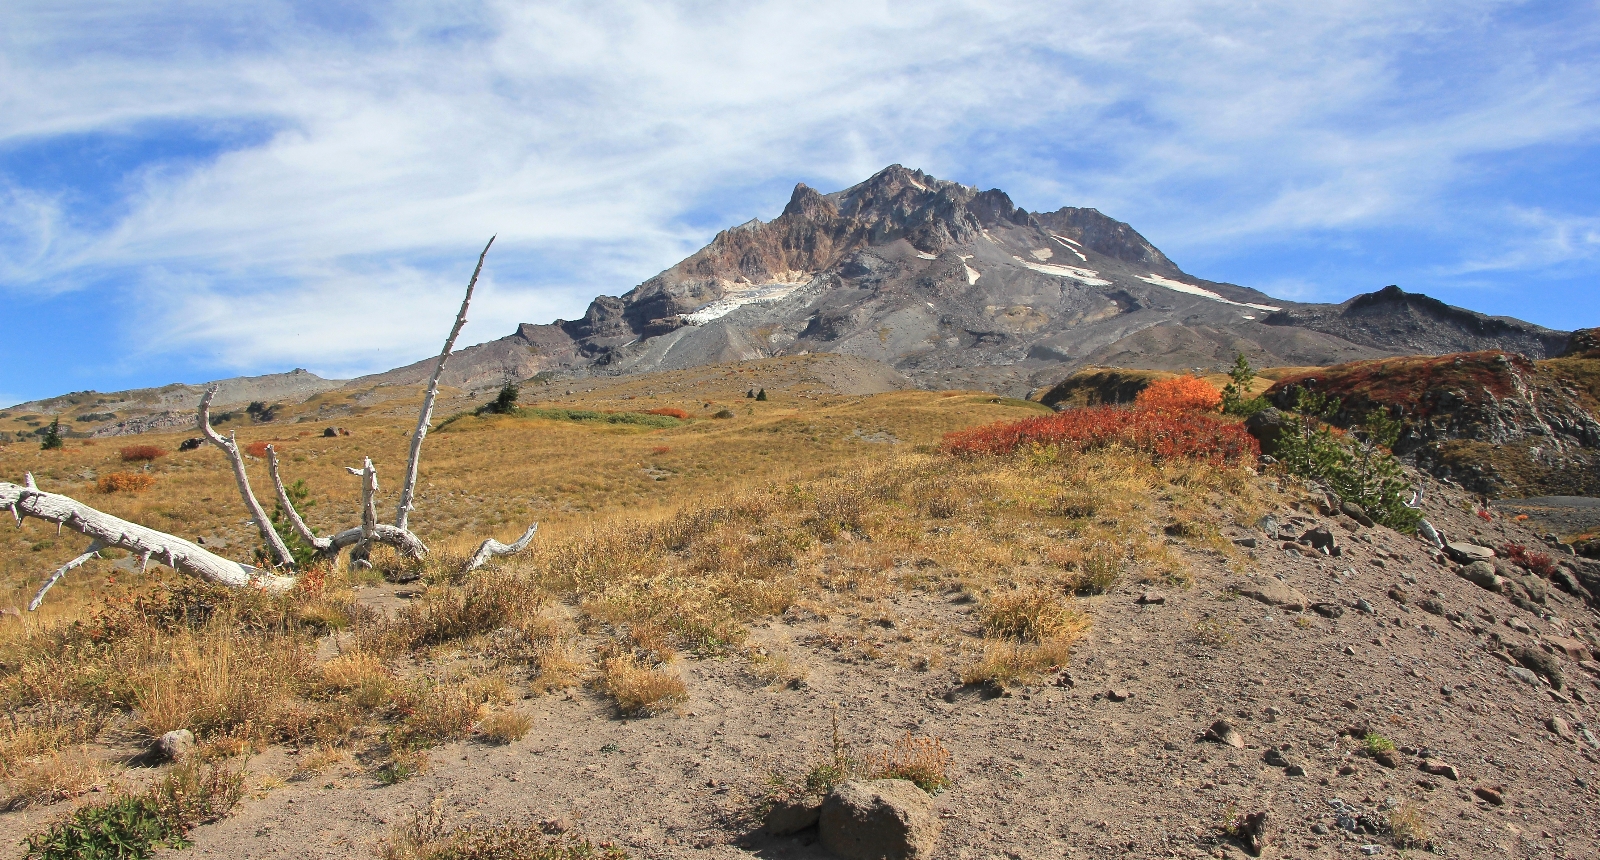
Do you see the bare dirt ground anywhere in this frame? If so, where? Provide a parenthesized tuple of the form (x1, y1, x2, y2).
(104, 478, 1600, 860)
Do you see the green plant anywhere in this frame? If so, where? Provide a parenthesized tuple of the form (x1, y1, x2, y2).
(40, 417, 63, 450)
(376, 748, 429, 784)
(1275, 388, 1421, 533)
(804, 708, 861, 796)
(755, 388, 767, 401)
(1363, 732, 1396, 755)
(21, 760, 243, 860)
(477, 383, 521, 417)
(1220, 353, 1268, 416)
(271, 478, 323, 567)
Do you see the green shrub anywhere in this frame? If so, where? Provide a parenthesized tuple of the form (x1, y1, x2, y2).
(23, 760, 243, 860)
(1275, 389, 1421, 533)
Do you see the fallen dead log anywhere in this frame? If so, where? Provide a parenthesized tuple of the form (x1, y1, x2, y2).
(2, 475, 296, 610)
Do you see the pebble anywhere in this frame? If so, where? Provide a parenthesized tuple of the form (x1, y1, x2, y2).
(1418, 759, 1459, 781)
(1546, 716, 1576, 742)
(1107, 688, 1131, 702)
(1206, 719, 1244, 748)
(1473, 785, 1505, 805)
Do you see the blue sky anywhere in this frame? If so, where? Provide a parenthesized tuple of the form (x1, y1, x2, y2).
(3, 0, 1599, 407)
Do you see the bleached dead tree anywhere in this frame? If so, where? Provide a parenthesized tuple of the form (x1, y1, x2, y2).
(9, 237, 538, 609)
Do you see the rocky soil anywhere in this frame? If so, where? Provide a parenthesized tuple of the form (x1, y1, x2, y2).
(7, 471, 1581, 860)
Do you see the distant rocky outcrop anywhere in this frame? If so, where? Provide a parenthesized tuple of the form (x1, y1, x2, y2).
(1260, 285, 1567, 360)
(1264, 351, 1600, 496)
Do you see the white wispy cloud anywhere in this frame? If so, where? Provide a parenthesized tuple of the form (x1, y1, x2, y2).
(1, 0, 1597, 385)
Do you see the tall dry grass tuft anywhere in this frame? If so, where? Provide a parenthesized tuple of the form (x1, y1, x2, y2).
(1, 746, 105, 811)
(981, 585, 1088, 642)
(600, 653, 687, 716)
(97, 472, 156, 493)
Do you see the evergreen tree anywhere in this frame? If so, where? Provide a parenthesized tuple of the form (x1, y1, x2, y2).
(40, 417, 63, 450)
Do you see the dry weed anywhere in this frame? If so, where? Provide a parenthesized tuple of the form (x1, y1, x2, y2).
(478, 709, 533, 745)
(530, 639, 588, 693)
(1389, 800, 1431, 849)
(1, 746, 105, 811)
(980, 585, 1088, 642)
(866, 732, 952, 793)
(748, 648, 808, 689)
(960, 636, 1077, 686)
(600, 653, 687, 716)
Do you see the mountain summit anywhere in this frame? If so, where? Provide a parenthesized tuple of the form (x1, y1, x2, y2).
(361, 165, 1568, 396)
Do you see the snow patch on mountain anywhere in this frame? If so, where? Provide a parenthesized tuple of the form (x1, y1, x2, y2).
(1137, 274, 1282, 312)
(680, 280, 808, 325)
(1012, 257, 1111, 286)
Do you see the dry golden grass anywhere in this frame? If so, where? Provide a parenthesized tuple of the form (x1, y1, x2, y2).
(1389, 800, 1431, 849)
(865, 732, 953, 793)
(0, 358, 1277, 801)
(478, 709, 533, 744)
(599, 653, 688, 716)
(960, 636, 1079, 686)
(1, 746, 105, 811)
(96, 471, 156, 493)
(981, 585, 1088, 642)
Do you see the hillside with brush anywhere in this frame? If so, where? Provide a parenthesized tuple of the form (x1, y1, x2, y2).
(3, 355, 1599, 859)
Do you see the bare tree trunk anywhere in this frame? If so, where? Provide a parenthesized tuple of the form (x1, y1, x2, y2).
(396, 236, 495, 533)
(3, 479, 296, 609)
(199, 389, 294, 568)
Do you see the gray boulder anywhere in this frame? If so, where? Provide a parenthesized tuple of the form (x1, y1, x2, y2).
(819, 779, 940, 860)
(1243, 408, 1292, 456)
(1445, 541, 1495, 564)
(158, 728, 195, 761)
(1459, 560, 1503, 592)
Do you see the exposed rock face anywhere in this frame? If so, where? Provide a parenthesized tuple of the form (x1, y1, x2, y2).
(1562, 328, 1600, 358)
(356, 166, 1570, 398)
(1264, 351, 1600, 496)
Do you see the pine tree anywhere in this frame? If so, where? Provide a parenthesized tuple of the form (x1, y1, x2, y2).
(40, 417, 63, 450)
(756, 388, 767, 401)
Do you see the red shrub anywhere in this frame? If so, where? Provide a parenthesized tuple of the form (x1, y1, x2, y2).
(942, 405, 1259, 465)
(1133, 376, 1222, 412)
(651, 446, 672, 455)
(244, 440, 273, 458)
(646, 407, 690, 420)
(1498, 543, 1556, 577)
(119, 444, 167, 463)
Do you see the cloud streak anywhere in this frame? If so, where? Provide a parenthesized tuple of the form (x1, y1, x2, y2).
(1, 0, 1598, 402)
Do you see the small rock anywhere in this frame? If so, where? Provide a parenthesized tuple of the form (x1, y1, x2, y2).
(1206, 719, 1245, 748)
(1338, 764, 1358, 776)
(819, 779, 940, 860)
(1136, 591, 1166, 606)
(1310, 823, 1328, 835)
(1106, 688, 1131, 702)
(1546, 716, 1576, 742)
(1359, 845, 1383, 856)
(1237, 580, 1308, 612)
(538, 818, 571, 834)
(1284, 764, 1307, 777)
(1511, 645, 1565, 689)
(1341, 501, 1376, 527)
(1459, 561, 1503, 592)
(1263, 748, 1290, 767)
(943, 680, 1004, 703)
(764, 796, 823, 835)
(1354, 598, 1374, 614)
(1233, 537, 1258, 549)
(1300, 527, 1337, 553)
(1546, 636, 1592, 661)
(1446, 541, 1496, 563)
(1232, 809, 1273, 857)
(1418, 759, 1459, 781)
(1313, 602, 1345, 619)
(1473, 785, 1505, 806)
(178, 437, 204, 452)
(1373, 750, 1397, 769)
(1418, 598, 1445, 616)
(1507, 666, 1540, 686)
(1581, 727, 1600, 749)
(157, 729, 195, 761)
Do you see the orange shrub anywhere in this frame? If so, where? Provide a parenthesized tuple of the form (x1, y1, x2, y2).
(245, 440, 273, 458)
(651, 446, 672, 455)
(98, 472, 156, 493)
(646, 407, 690, 420)
(119, 444, 167, 462)
(1134, 376, 1222, 412)
(943, 405, 1258, 465)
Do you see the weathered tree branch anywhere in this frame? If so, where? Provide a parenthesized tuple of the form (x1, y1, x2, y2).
(2, 481, 296, 610)
(30, 539, 105, 611)
(465, 523, 539, 573)
(199, 388, 294, 568)
(396, 235, 494, 533)
(265, 446, 333, 553)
